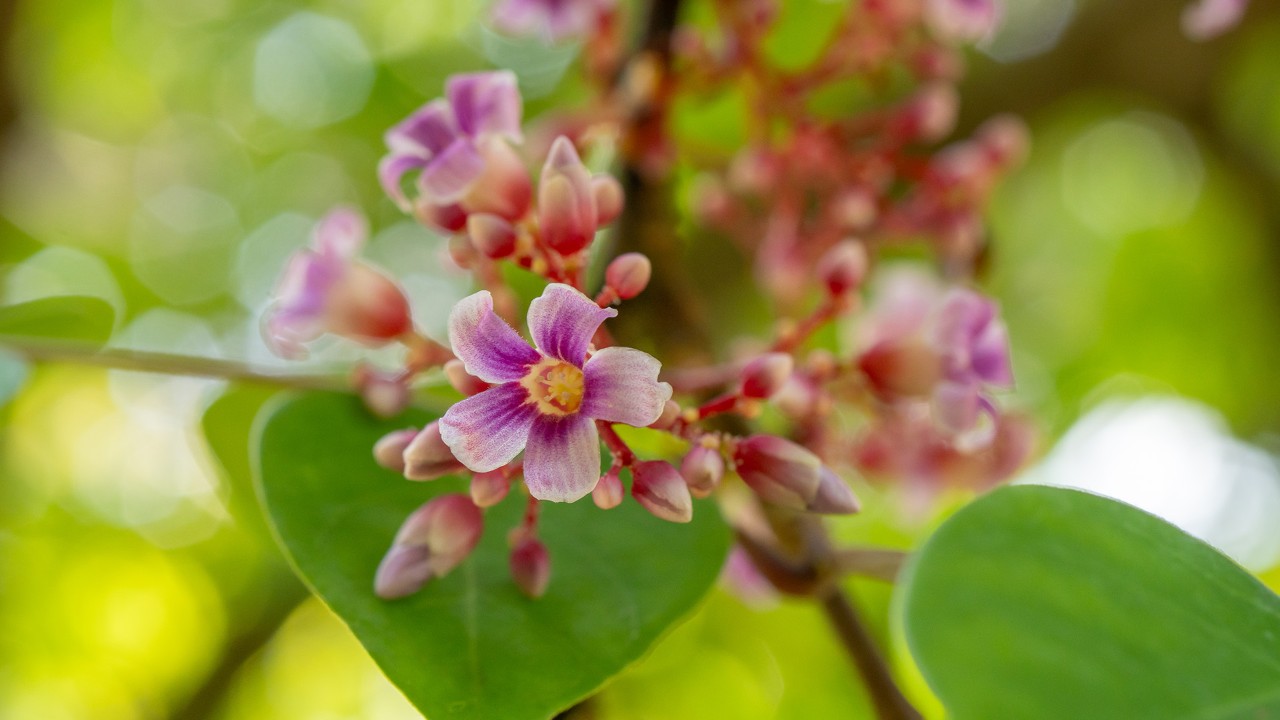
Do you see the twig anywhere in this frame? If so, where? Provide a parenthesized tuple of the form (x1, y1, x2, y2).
(1, 337, 352, 391)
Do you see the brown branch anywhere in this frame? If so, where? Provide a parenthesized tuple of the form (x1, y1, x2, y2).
(1, 337, 352, 391)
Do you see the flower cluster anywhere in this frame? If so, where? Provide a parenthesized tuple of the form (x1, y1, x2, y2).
(262, 0, 1029, 602)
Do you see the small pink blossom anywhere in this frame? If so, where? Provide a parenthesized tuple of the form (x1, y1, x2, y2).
(439, 283, 673, 503)
(1182, 0, 1249, 40)
(263, 208, 412, 359)
(380, 71, 531, 226)
(492, 0, 616, 43)
(375, 494, 483, 599)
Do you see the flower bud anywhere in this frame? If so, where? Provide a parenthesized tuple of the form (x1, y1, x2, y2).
(375, 494, 483, 599)
(403, 421, 466, 480)
(509, 536, 551, 598)
(460, 138, 533, 221)
(470, 470, 510, 508)
(732, 435, 822, 509)
(817, 240, 868, 297)
(631, 460, 693, 523)
(354, 366, 410, 419)
(857, 340, 943, 399)
(739, 353, 793, 400)
(925, 0, 1002, 44)
(323, 263, 414, 344)
(648, 400, 681, 430)
(413, 200, 468, 233)
(592, 175, 625, 226)
(373, 428, 418, 473)
(444, 359, 490, 397)
(593, 466, 624, 509)
(604, 253, 652, 300)
(538, 136, 597, 255)
(447, 235, 477, 270)
(466, 213, 517, 259)
(680, 445, 724, 498)
(806, 467, 861, 515)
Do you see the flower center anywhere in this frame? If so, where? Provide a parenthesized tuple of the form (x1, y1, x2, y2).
(522, 358, 585, 416)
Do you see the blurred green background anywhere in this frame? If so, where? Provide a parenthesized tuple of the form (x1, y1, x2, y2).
(2, 0, 1280, 718)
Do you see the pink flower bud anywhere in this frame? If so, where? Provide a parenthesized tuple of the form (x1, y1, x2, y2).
(732, 435, 822, 510)
(631, 460, 693, 523)
(509, 536, 551, 598)
(680, 445, 724, 498)
(375, 494, 483, 599)
(649, 400, 681, 431)
(817, 240, 869, 297)
(328, 264, 414, 342)
(354, 367, 410, 419)
(538, 136, 597, 255)
(460, 137, 533, 221)
(447, 235, 478, 270)
(373, 428, 418, 473)
(444, 359, 490, 397)
(414, 200, 468, 233)
(806, 467, 861, 515)
(593, 466, 625, 509)
(892, 82, 959, 144)
(466, 213, 518, 259)
(592, 175, 625, 226)
(403, 421, 466, 481)
(975, 114, 1029, 169)
(831, 188, 877, 231)
(857, 340, 943, 399)
(739, 353, 793, 400)
(604, 253, 652, 300)
(470, 470, 510, 508)
(925, 0, 1002, 44)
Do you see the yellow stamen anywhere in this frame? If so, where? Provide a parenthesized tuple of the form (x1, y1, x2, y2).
(521, 358, 585, 416)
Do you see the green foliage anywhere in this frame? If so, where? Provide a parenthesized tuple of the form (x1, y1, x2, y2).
(0, 296, 115, 344)
(254, 393, 732, 720)
(900, 485, 1280, 719)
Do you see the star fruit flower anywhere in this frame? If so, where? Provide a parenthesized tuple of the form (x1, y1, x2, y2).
(439, 283, 672, 503)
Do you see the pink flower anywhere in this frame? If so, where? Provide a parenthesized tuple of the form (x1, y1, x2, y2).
(263, 208, 412, 359)
(380, 71, 531, 226)
(439, 283, 673, 502)
(492, 0, 615, 43)
(925, 0, 1002, 44)
(929, 289, 1012, 446)
(1182, 0, 1249, 40)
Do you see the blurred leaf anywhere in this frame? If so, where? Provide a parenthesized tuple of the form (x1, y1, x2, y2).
(900, 485, 1280, 719)
(255, 392, 732, 720)
(203, 384, 282, 540)
(0, 296, 115, 345)
(0, 350, 28, 406)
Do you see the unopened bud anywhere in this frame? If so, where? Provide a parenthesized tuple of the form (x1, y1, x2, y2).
(327, 264, 414, 344)
(447, 235, 477, 270)
(375, 494, 483, 599)
(604, 253, 652, 300)
(818, 240, 869, 297)
(403, 421, 466, 480)
(649, 400, 681, 430)
(681, 445, 725, 498)
(739, 353, 793, 400)
(592, 175, 625, 226)
(631, 460, 693, 523)
(509, 537, 551, 598)
(373, 428, 418, 473)
(460, 137, 533, 221)
(857, 340, 943, 399)
(354, 367, 410, 419)
(444, 359, 490, 397)
(806, 467, 861, 515)
(413, 200, 468, 233)
(538, 136, 597, 255)
(593, 467, 624, 509)
(732, 435, 822, 509)
(470, 470, 510, 508)
(466, 213, 517, 259)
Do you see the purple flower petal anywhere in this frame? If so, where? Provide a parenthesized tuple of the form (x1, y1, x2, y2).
(448, 290, 541, 383)
(379, 153, 429, 211)
(581, 346, 673, 427)
(439, 382, 539, 472)
(419, 138, 487, 204)
(971, 320, 1013, 386)
(447, 71, 523, 142)
(385, 99, 461, 156)
(522, 413, 600, 502)
(527, 283, 616, 366)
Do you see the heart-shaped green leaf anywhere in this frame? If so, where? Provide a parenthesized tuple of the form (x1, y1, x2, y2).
(900, 485, 1280, 720)
(254, 392, 732, 720)
(0, 295, 115, 344)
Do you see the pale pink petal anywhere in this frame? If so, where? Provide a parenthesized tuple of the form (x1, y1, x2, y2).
(439, 382, 538, 472)
(1183, 0, 1249, 40)
(581, 346, 672, 427)
(522, 414, 600, 502)
(447, 71, 523, 142)
(379, 153, 429, 210)
(313, 207, 366, 259)
(448, 290, 541, 383)
(527, 283, 616, 366)
(420, 138, 487, 204)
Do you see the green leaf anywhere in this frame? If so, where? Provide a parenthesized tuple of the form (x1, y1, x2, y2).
(900, 485, 1280, 720)
(0, 295, 115, 344)
(255, 392, 732, 720)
